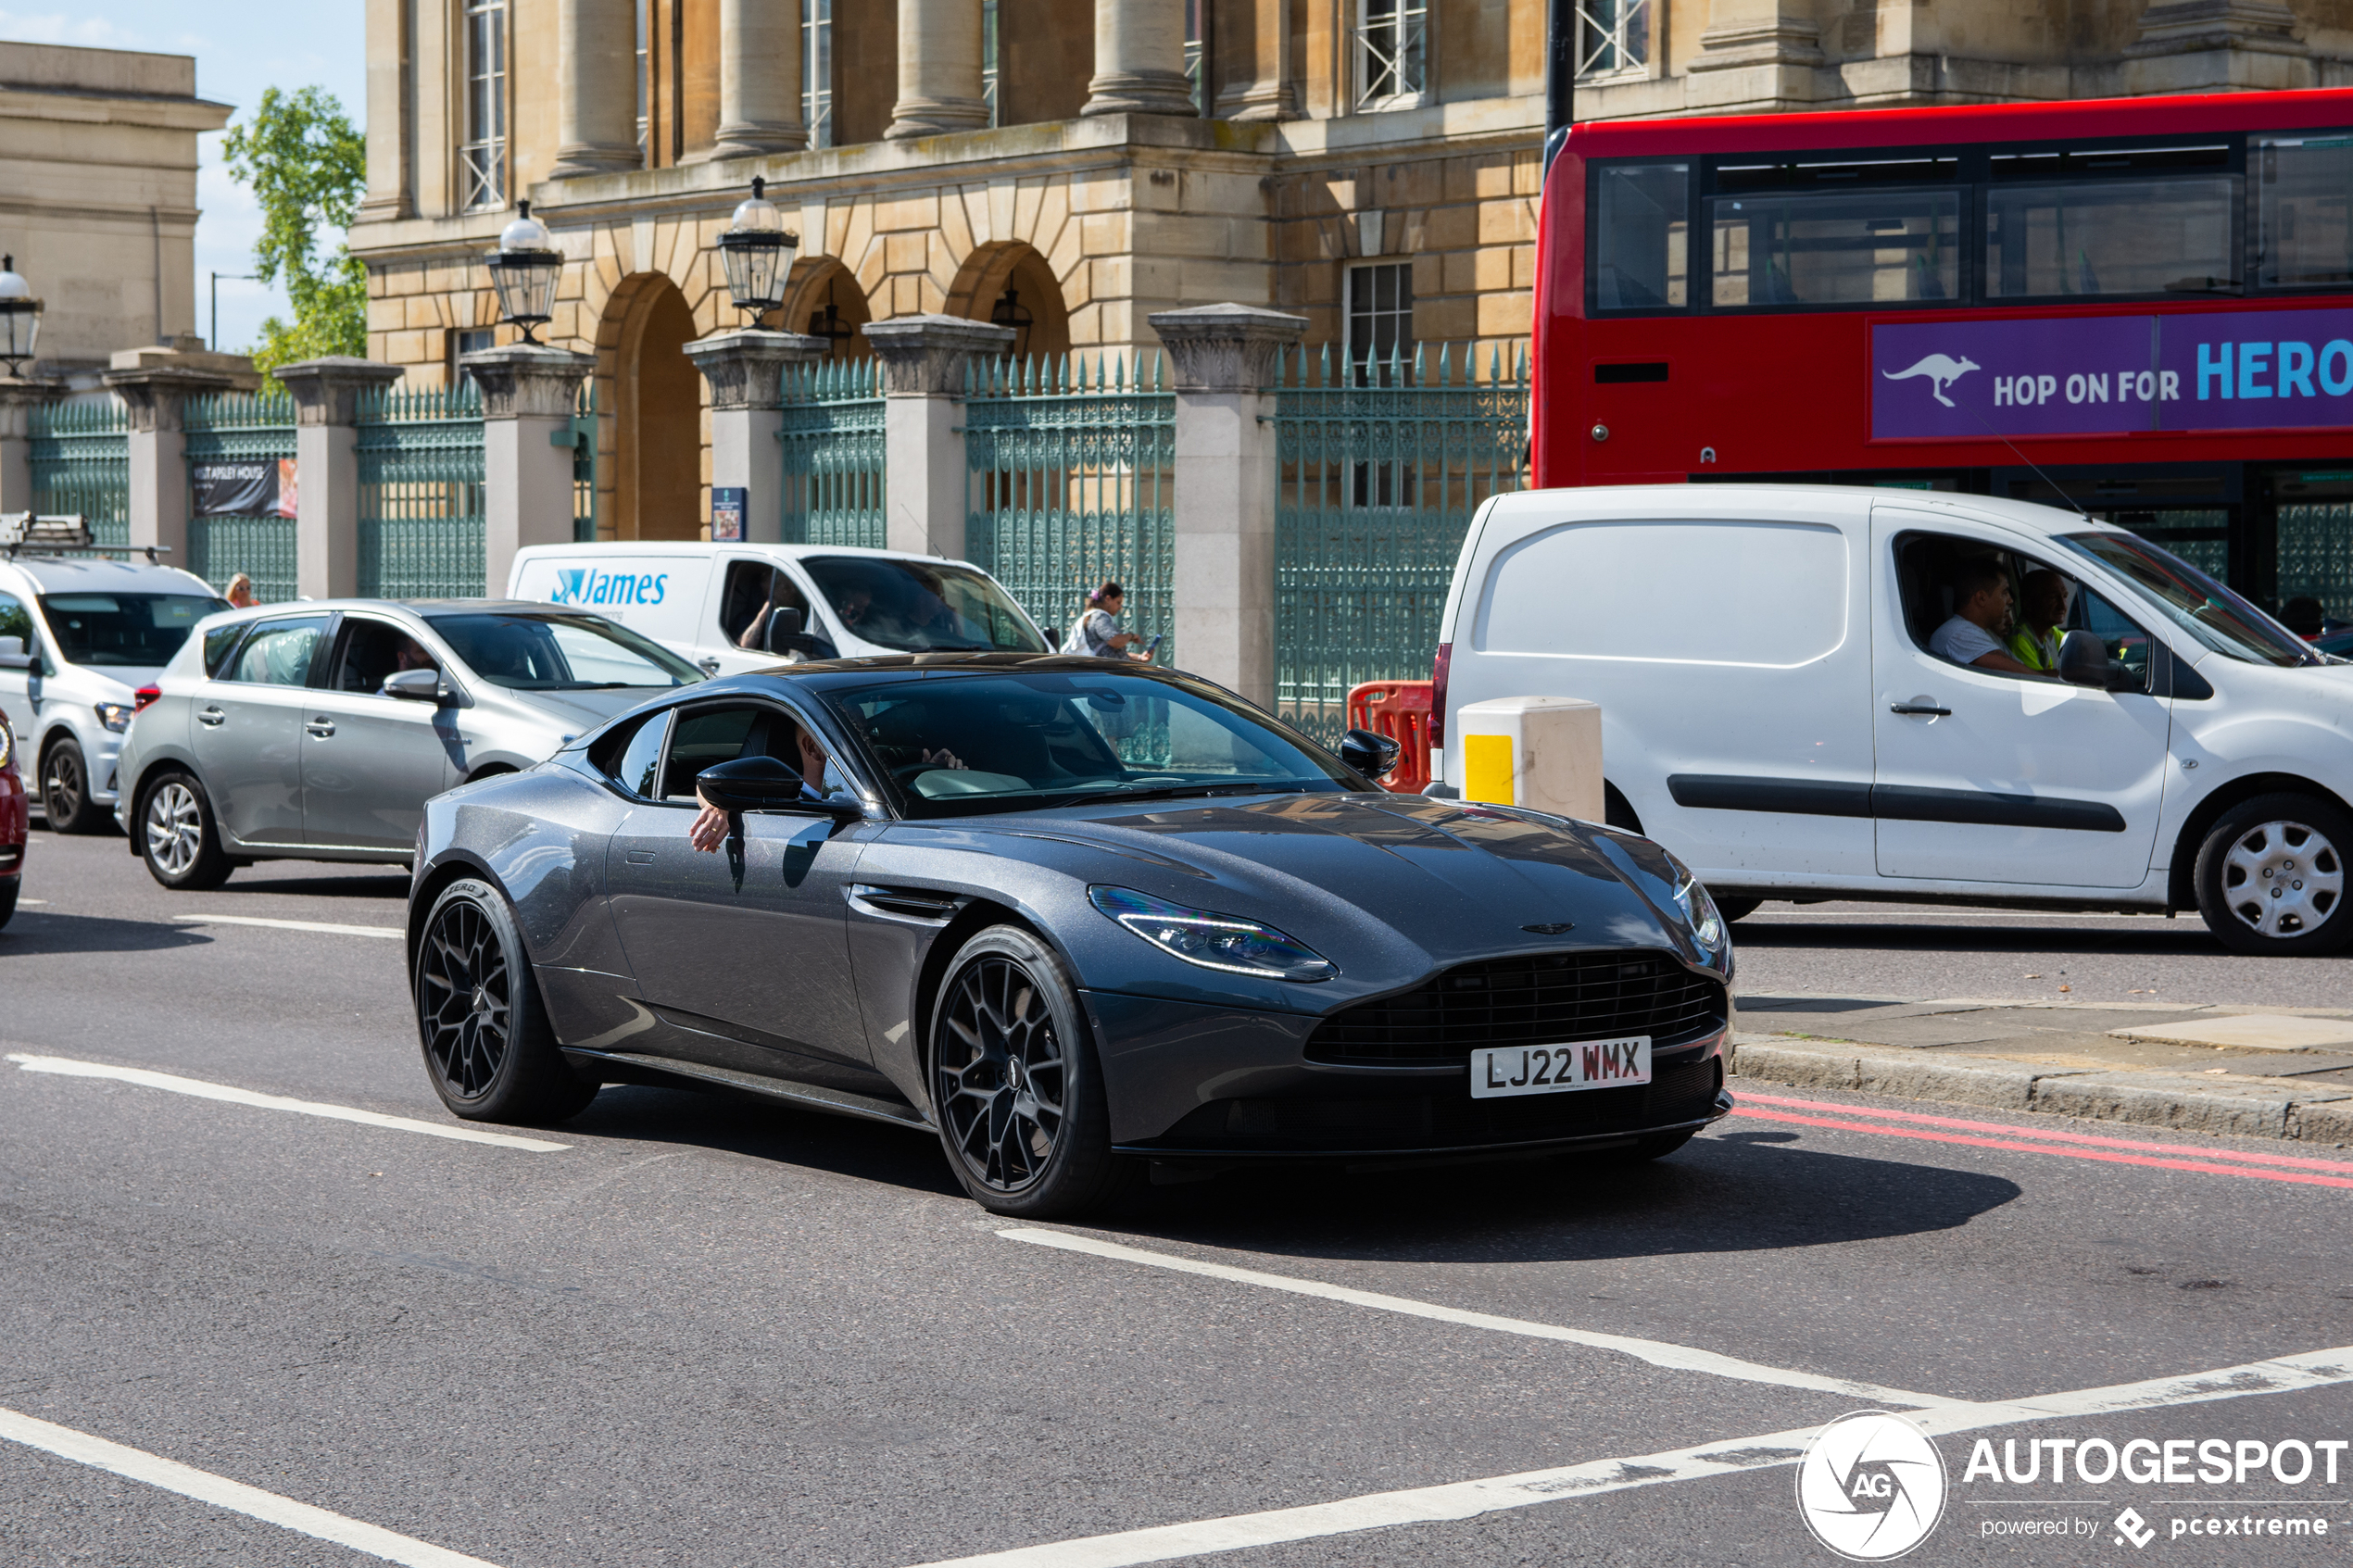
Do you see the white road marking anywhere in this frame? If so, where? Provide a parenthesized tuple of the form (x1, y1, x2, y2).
(1000, 1228, 1952, 1407)
(5, 1054, 568, 1152)
(0, 1404, 502, 1568)
(173, 912, 405, 939)
(909, 1343, 2353, 1568)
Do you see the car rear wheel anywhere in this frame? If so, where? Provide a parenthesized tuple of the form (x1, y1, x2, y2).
(139, 772, 233, 890)
(414, 877, 598, 1123)
(2194, 793, 2353, 957)
(41, 736, 107, 834)
(0, 878, 17, 931)
(930, 924, 1126, 1218)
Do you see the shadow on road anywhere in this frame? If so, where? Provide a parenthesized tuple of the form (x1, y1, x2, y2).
(0, 909, 217, 956)
(1732, 920, 2236, 959)
(560, 1083, 964, 1198)
(212, 872, 412, 901)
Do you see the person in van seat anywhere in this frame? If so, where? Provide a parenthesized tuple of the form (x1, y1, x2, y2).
(1930, 560, 2041, 676)
(2006, 570, 2070, 672)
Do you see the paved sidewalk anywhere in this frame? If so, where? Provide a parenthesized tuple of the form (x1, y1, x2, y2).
(1730, 993, 2353, 1143)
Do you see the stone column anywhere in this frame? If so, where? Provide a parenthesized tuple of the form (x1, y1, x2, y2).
(683, 329, 826, 544)
(886, 0, 988, 139)
(862, 314, 1013, 560)
(1215, 0, 1296, 120)
(1684, 0, 1825, 112)
(1084, 0, 1199, 117)
(463, 345, 597, 594)
(709, 0, 808, 157)
(274, 358, 404, 600)
(104, 365, 232, 568)
(552, 0, 640, 178)
(1149, 304, 1305, 710)
(358, 0, 413, 220)
(0, 378, 60, 517)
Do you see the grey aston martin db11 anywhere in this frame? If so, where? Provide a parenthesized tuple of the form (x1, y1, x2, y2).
(407, 654, 1735, 1215)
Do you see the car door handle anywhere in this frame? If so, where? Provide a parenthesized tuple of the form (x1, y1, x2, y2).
(625, 849, 657, 864)
(306, 717, 336, 737)
(1889, 703, 1952, 717)
(196, 706, 225, 727)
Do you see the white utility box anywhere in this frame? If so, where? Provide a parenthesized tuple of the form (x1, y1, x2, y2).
(1455, 695, 1603, 822)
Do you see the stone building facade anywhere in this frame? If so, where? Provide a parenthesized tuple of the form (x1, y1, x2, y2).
(349, 0, 2353, 541)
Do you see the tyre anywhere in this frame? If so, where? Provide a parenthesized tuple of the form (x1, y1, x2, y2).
(40, 736, 107, 834)
(0, 878, 17, 931)
(2194, 793, 2353, 957)
(1712, 897, 1762, 923)
(138, 772, 234, 890)
(413, 877, 598, 1123)
(930, 924, 1126, 1218)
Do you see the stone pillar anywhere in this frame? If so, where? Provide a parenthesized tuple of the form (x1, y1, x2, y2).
(105, 365, 232, 568)
(1684, 0, 1824, 112)
(1215, 0, 1296, 120)
(709, 0, 808, 157)
(683, 329, 826, 544)
(358, 0, 413, 220)
(274, 358, 404, 600)
(0, 379, 60, 517)
(1085, 0, 1199, 117)
(464, 345, 597, 594)
(552, 0, 640, 178)
(2123, 0, 2315, 93)
(1149, 304, 1305, 710)
(887, 0, 988, 139)
(862, 315, 1013, 560)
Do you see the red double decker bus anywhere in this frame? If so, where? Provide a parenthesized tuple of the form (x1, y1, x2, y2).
(1537, 88, 2353, 617)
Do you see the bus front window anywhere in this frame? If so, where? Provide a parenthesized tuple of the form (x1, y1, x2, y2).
(1592, 162, 1688, 310)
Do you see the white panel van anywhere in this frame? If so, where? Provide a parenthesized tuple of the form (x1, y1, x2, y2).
(505, 543, 1050, 676)
(1434, 484, 2353, 957)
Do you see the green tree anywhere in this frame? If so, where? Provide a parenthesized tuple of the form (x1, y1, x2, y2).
(220, 86, 368, 370)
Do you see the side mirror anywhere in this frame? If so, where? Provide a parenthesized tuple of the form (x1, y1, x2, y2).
(2057, 629, 2137, 692)
(1339, 726, 1402, 781)
(762, 605, 840, 660)
(696, 753, 862, 819)
(382, 667, 452, 704)
(0, 634, 29, 671)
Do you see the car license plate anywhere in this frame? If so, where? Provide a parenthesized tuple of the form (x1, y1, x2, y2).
(1469, 1037, 1651, 1099)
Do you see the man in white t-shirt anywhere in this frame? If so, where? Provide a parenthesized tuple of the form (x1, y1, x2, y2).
(1928, 560, 2039, 675)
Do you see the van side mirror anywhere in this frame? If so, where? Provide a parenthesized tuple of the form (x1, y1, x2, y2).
(0, 634, 38, 675)
(382, 667, 453, 704)
(761, 606, 839, 660)
(1339, 726, 1402, 781)
(2057, 629, 2136, 692)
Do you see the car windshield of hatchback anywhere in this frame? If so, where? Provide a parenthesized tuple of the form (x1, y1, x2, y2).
(429, 611, 705, 690)
(824, 669, 1353, 818)
(38, 593, 228, 668)
(2057, 532, 2319, 668)
(800, 557, 1045, 653)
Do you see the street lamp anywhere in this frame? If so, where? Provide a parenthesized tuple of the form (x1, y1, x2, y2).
(484, 201, 562, 345)
(0, 257, 43, 377)
(717, 178, 798, 327)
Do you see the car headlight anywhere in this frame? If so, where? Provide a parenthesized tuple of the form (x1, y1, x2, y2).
(0, 720, 11, 770)
(94, 702, 132, 734)
(1668, 863, 1728, 959)
(1088, 885, 1337, 983)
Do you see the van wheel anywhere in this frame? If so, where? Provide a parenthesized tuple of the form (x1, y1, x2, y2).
(40, 736, 107, 834)
(2194, 794, 2353, 957)
(1603, 783, 1642, 834)
(1712, 897, 1762, 922)
(140, 772, 233, 890)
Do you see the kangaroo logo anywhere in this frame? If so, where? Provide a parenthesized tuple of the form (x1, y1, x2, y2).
(552, 568, 587, 606)
(1881, 353, 1980, 409)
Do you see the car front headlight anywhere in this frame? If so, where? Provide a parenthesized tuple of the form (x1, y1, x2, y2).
(1088, 885, 1337, 983)
(1668, 862, 1728, 960)
(94, 702, 132, 734)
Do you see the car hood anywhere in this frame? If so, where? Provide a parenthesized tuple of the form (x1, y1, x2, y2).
(494, 684, 672, 731)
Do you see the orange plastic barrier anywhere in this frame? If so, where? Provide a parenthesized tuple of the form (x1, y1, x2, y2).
(1345, 679, 1434, 793)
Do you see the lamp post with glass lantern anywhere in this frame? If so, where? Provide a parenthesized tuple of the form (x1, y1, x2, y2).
(686, 180, 824, 546)
(484, 201, 563, 345)
(0, 257, 43, 377)
(0, 255, 50, 518)
(716, 178, 798, 326)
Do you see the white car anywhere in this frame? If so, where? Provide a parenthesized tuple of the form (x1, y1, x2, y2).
(1434, 483, 2353, 957)
(505, 542, 1051, 675)
(0, 551, 227, 833)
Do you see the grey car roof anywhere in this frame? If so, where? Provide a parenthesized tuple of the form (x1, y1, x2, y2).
(3, 555, 222, 594)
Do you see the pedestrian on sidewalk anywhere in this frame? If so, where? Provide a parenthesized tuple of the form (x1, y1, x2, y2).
(222, 573, 257, 609)
(1062, 581, 1150, 661)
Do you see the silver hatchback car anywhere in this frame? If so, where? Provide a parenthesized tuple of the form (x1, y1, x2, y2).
(116, 599, 705, 888)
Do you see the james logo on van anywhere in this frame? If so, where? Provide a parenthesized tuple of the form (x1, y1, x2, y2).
(550, 567, 668, 608)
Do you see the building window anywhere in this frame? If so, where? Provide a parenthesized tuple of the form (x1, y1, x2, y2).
(460, 0, 508, 210)
(636, 0, 649, 160)
(1345, 261, 1415, 383)
(1578, 0, 1654, 78)
(1354, 0, 1427, 112)
(983, 0, 1000, 127)
(803, 0, 833, 149)
(1186, 0, 1206, 114)
(449, 327, 496, 384)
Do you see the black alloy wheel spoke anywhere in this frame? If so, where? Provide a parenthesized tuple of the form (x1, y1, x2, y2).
(420, 903, 510, 1099)
(937, 954, 1066, 1193)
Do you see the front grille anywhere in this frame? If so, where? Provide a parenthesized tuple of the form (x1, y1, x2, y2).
(1304, 950, 1726, 1064)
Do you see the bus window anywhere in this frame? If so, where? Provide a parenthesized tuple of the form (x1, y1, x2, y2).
(1985, 176, 2239, 298)
(1707, 190, 1958, 307)
(1591, 162, 1688, 311)
(2257, 132, 2353, 290)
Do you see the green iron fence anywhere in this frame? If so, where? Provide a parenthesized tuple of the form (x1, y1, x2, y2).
(777, 358, 885, 546)
(965, 351, 1175, 659)
(28, 398, 131, 548)
(183, 390, 298, 602)
(1274, 343, 1529, 745)
(357, 383, 486, 598)
(571, 383, 599, 542)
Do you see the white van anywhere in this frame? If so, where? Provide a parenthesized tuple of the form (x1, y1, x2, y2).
(1434, 484, 2353, 957)
(505, 543, 1050, 675)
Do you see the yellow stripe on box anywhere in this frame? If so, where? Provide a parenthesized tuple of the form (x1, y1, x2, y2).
(1463, 733, 1514, 805)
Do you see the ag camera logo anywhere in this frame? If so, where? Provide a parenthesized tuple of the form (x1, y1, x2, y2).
(1796, 1411, 1948, 1561)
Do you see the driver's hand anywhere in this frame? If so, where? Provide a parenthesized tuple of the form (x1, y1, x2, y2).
(920, 747, 969, 771)
(689, 791, 732, 853)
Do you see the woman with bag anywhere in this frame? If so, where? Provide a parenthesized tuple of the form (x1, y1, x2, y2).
(1061, 582, 1148, 660)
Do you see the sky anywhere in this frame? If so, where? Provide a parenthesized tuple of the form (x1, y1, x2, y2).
(0, 0, 366, 356)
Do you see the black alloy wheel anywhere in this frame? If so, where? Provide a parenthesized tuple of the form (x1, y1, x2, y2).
(139, 772, 233, 890)
(413, 878, 598, 1122)
(931, 925, 1123, 1217)
(41, 737, 106, 834)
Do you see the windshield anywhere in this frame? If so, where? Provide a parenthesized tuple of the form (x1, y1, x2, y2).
(428, 611, 705, 690)
(822, 670, 1355, 819)
(38, 593, 227, 668)
(2057, 533, 2319, 668)
(801, 557, 1045, 653)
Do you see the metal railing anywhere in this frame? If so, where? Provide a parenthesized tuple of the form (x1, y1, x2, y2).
(28, 398, 130, 549)
(356, 383, 486, 599)
(964, 351, 1175, 662)
(778, 358, 885, 547)
(1273, 342, 1529, 746)
(571, 383, 599, 542)
(183, 390, 299, 602)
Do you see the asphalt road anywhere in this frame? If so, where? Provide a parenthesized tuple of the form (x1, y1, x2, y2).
(4, 826, 2351, 1567)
